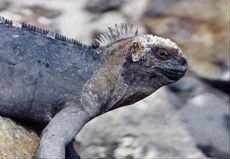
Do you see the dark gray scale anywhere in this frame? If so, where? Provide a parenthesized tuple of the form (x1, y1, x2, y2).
(0, 18, 102, 123)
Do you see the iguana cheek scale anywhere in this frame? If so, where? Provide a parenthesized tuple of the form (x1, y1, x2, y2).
(0, 17, 187, 159)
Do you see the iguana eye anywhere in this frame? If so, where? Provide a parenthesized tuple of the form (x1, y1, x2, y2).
(155, 48, 169, 60)
(132, 42, 139, 49)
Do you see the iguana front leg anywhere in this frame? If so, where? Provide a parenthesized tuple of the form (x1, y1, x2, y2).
(36, 65, 122, 159)
(36, 103, 91, 159)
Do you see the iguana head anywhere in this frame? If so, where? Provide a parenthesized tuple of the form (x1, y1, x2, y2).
(122, 34, 187, 85)
(94, 24, 187, 106)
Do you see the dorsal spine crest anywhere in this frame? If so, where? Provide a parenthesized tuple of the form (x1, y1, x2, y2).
(93, 23, 139, 48)
(0, 16, 89, 49)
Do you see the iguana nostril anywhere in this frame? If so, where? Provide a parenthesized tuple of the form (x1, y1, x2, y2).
(177, 64, 187, 73)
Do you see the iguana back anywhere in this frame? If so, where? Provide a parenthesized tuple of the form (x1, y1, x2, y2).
(0, 18, 102, 123)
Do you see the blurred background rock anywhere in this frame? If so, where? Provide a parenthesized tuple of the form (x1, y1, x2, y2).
(0, 0, 229, 158)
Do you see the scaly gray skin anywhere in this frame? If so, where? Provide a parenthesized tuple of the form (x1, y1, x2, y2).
(0, 17, 187, 159)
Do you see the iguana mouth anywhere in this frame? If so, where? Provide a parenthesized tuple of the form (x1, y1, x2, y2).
(157, 68, 186, 80)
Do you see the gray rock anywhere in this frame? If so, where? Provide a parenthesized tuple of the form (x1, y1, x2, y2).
(27, 5, 62, 19)
(85, 0, 124, 13)
(0, 116, 39, 159)
(179, 93, 230, 158)
(76, 89, 206, 158)
(0, 0, 10, 11)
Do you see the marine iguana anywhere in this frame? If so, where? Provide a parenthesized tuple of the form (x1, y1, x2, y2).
(0, 16, 187, 159)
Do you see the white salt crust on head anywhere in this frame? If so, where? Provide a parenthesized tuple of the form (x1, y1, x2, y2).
(131, 34, 184, 62)
(137, 35, 179, 50)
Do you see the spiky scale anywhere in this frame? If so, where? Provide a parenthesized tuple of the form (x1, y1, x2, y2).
(0, 17, 90, 49)
(94, 23, 139, 48)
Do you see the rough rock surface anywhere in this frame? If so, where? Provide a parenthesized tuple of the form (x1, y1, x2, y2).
(76, 89, 206, 159)
(179, 93, 230, 158)
(0, 0, 10, 11)
(0, 116, 39, 159)
(168, 75, 230, 158)
(0, 0, 148, 43)
(85, 0, 124, 13)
